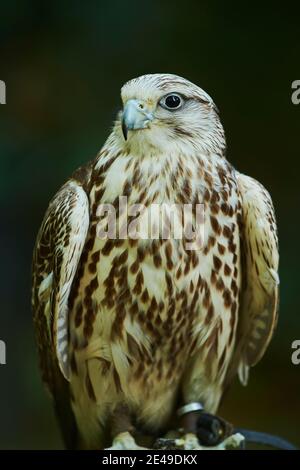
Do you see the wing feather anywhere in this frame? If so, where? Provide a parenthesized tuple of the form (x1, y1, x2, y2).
(32, 180, 89, 381)
(227, 173, 279, 386)
(32, 167, 92, 449)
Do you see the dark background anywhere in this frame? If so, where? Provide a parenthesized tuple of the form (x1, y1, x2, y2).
(0, 1, 299, 449)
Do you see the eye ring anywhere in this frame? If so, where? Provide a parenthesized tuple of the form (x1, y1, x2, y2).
(160, 93, 184, 110)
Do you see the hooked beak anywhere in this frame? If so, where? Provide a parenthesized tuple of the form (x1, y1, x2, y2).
(121, 99, 154, 140)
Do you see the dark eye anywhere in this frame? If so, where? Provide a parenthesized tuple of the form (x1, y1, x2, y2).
(160, 93, 183, 110)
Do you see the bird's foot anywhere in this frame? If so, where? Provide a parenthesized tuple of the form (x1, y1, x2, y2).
(105, 432, 148, 450)
(175, 433, 202, 450)
(175, 432, 245, 450)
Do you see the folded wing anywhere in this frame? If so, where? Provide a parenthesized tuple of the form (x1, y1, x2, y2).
(228, 173, 279, 385)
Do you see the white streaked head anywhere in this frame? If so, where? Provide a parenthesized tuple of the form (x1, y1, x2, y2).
(115, 73, 226, 157)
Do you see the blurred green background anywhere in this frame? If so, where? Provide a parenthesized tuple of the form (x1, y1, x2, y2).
(0, 0, 299, 449)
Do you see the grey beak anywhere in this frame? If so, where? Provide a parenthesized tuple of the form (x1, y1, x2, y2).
(121, 99, 154, 141)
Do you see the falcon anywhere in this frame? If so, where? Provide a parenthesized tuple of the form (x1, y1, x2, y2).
(32, 73, 279, 449)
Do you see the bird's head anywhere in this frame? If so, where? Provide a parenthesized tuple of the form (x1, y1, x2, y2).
(117, 73, 226, 157)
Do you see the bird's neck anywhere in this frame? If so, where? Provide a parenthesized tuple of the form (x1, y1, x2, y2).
(94, 136, 225, 206)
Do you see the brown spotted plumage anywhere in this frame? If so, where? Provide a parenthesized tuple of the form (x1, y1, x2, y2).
(32, 74, 279, 449)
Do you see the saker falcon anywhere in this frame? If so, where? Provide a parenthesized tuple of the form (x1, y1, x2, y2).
(32, 73, 279, 449)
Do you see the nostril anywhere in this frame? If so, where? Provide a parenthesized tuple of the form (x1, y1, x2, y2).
(138, 103, 144, 109)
